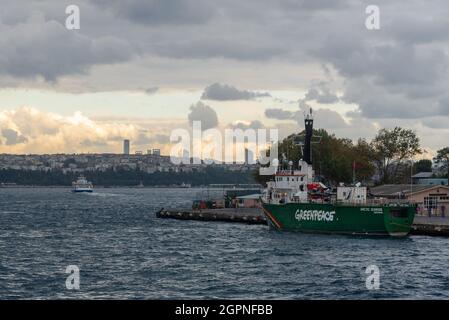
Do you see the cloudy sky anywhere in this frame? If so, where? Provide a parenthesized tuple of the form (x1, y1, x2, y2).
(0, 0, 448, 157)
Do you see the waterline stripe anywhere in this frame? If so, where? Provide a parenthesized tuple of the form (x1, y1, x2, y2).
(262, 207, 283, 230)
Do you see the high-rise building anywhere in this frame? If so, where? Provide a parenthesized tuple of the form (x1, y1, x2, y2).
(123, 139, 130, 155)
(245, 148, 254, 164)
(152, 148, 161, 156)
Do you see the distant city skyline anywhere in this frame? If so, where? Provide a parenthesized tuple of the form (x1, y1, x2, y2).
(1, 1, 449, 158)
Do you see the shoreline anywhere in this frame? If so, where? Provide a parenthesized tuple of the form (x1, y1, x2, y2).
(0, 185, 203, 189)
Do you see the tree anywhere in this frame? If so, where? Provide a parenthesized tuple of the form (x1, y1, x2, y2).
(434, 147, 449, 178)
(371, 127, 421, 184)
(254, 127, 422, 186)
(255, 129, 376, 186)
(311, 131, 354, 184)
(350, 139, 376, 183)
(414, 159, 432, 173)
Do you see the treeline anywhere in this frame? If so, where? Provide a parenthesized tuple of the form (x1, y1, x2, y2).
(0, 167, 256, 186)
(255, 127, 449, 186)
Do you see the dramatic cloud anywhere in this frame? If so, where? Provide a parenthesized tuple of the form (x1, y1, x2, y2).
(0, 107, 172, 154)
(304, 87, 339, 104)
(421, 117, 449, 129)
(93, 0, 214, 26)
(265, 108, 295, 120)
(300, 108, 348, 130)
(230, 120, 265, 130)
(187, 101, 218, 130)
(1, 129, 28, 145)
(0, 13, 134, 81)
(1, 0, 449, 153)
(438, 97, 449, 116)
(342, 79, 440, 119)
(135, 133, 170, 145)
(201, 83, 270, 101)
(265, 105, 347, 130)
(80, 139, 108, 147)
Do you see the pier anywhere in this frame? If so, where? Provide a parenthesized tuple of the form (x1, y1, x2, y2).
(411, 216, 449, 236)
(157, 208, 449, 237)
(156, 208, 266, 225)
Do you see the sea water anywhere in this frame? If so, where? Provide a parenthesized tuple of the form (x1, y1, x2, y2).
(1, 187, 448, 299)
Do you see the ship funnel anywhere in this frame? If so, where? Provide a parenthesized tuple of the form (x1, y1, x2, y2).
(303, 108, 313, 165)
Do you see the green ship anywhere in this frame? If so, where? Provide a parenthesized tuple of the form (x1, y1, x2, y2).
(262, 202, 416, 237)
(260, 110, 416, 237)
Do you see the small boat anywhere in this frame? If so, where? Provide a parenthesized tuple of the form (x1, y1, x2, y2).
(72, 176, 93, 193)
(180, 182, 192, 188)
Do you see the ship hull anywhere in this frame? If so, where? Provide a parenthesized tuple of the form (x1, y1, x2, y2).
(262, 202, 416, 237)
(72, 189, 93, 193)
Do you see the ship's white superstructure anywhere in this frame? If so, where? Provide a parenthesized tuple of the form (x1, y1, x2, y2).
(72, 176, 93, 193)
(263, 160, 314, 204)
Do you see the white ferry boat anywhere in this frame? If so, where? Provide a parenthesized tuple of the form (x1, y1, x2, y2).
(72, 176, 93, 193)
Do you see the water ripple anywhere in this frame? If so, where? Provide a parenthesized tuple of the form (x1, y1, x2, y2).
(1, 187, 449, 299)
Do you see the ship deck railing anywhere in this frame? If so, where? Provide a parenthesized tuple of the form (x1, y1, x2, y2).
(267, 198, 415, 206)
(333, 199, 415, 207)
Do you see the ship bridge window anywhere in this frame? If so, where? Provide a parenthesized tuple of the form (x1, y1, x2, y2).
(391, 208, 408, 218)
